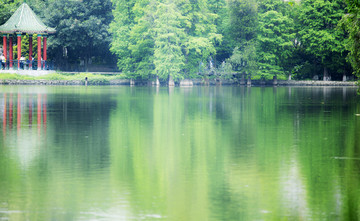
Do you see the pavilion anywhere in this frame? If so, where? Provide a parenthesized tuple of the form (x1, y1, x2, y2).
(0, 2, 55, 70)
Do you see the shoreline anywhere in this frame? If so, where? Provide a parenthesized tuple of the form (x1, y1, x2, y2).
(0, 70, 357, 86)
(0, 79, 357, 87)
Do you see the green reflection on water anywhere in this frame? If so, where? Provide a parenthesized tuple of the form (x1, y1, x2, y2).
(0, 86, 360, 220)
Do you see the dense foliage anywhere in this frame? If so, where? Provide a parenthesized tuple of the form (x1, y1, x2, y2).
(1, 0, 114, 71)
(109, 0, 222, 81)
(42, 0, 114, 71)
(0, 0, 21, 25)
(0, 0, 359, 81)
(109, 0, 354, 82)
(341, 0, 360, 78)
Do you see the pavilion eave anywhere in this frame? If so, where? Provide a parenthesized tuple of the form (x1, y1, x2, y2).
(0, 3, 56, 36)
(0, 3, 55, 71)
(0, 30, 56, 35)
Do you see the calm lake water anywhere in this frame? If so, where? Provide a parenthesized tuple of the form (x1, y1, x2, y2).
(0, 85, 360, 220)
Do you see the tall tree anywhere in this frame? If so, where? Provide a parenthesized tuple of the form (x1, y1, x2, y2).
(42, 0, 113, 71)
(0, 0, 22, 25)
(109, 0, 136, 75)
(226, 0, 258, 77)
(153, 0, 185, 81)
(229, 42, 257, 77)
(340, 0, 360, 78)
(110, 0, 155, 79)
(297, 0, 348, 80)
(110, 0, 222, 80)
(207, 0, 228, 62)
(179, 0, 222, 76)
(257, 1, 295, 77)
(227, 0, 257, 47)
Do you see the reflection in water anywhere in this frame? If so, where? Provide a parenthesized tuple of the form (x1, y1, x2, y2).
(1, 93, 47, 138)
(29, 95, 32, 126)
(0, 86, 359, 220)
(108, 86, 360, 220)
(2, 94, 6, 136)
(280, 153, 308, 219)
(1, 92, 48, 170)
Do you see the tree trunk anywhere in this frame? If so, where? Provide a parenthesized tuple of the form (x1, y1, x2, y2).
(240, 73, 245, 85)
(156, 76, 160, 87)
(168, 75, 175, 87)
(247, 75, 251, 86)
(273, 75, 278, 85)
(84, 56, 89, 72)
(323, 67, 329, 81)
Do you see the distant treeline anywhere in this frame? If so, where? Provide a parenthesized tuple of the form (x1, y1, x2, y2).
(1, 0, 360, 81)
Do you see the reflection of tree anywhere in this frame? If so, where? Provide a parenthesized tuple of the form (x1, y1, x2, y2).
(109, 87, 289, 219)
(46, 89, 116, 172)
(109, 86, 360, 220)
(341, 113, 360, 220)
(110, 87, 233, 219)
(1, 86, 360, 220)
(0, 87, 117, 220)
(275, 87, 360, 220)
(0, 93, 48, 167)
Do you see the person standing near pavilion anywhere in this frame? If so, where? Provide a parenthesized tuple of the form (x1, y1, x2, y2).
(20, 55, 25, 69)
(31, 55, 35, 70)
(41, 56, 44, 70)
(0, 54, 3, 69)
(0, 3, 55, 70)
(0, 54, 5, 69)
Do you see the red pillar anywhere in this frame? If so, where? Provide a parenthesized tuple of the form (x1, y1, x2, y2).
(43, 94, 47, 134)
(3, 34, 7, 69)
(17, 33, 21, 69)
(37, 34, 41, 70)
(17, 94, 21, 135)
(29, 95, 32, 126)
(9, 36, 13, 69)
(9, 94, 13, 129)
(43, 36, 47, 69)
(29, 35, 33, 69)
(37, 94, 41, 135)
(3, 94, 6, 138)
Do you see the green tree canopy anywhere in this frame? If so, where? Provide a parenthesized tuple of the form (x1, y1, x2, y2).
(340, 0, 360, 77)
(226, 0, 258, 77)
(110, 0, 222, 81)
(257, 9, 295, 76)
(153, 0, 185, 81)
(297, 0, 348, 80)
(42, 0, 114, 70)
(0, 0, 355, 81)
(0, 0, 22, 25)
(110, 0, 155, 79)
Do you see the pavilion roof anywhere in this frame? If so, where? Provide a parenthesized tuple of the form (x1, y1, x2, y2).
(0, 3, 55, 35)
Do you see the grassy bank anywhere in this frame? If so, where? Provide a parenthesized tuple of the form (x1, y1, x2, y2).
(0, 72, 127, 85)
(0, 72, 127, 80)
(0, 72, 290, 81)
(0, 72, 356, 86)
